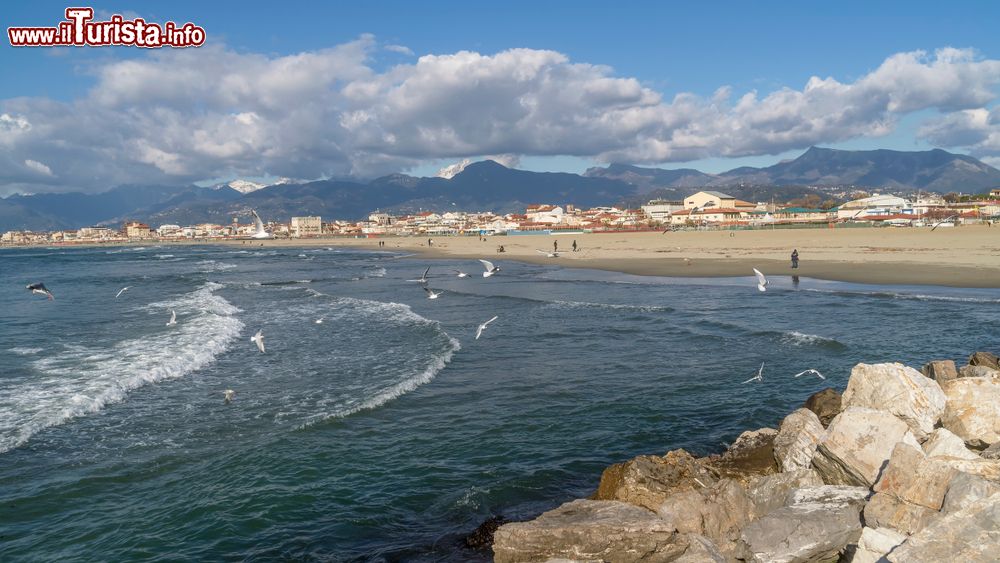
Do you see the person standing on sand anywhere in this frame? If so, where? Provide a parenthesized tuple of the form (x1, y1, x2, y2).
(554, 240, 558, 253)
(572, 240, 577, 252)
(791, 249, 799, 269)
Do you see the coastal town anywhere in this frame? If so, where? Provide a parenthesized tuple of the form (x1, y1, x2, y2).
(3, 188, 999, 246)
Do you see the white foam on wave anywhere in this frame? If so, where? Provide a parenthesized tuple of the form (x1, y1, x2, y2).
(8, 347, 43, 356)
(779, 331, 840, 346)
(290, 297, 461, 427)
(0, 282, 243, 454)
(548, 299, 672, 313)
(368, 266, 387, 278)
(196, 259, 237, 272)
(804, 287, 1000, 304)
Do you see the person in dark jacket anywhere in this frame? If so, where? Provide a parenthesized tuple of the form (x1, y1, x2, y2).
(791, 249, 799, 269)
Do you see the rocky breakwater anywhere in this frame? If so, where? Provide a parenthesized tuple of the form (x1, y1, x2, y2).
(491, 351, 1000, 562)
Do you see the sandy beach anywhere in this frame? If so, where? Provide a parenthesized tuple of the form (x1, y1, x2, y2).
(204, 225, 1000, 288)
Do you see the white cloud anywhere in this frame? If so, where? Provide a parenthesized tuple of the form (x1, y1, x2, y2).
(2, 41, 1000, 195)
(919, 107, 1000, 159)
(385, 44, 414, 56)
(24, 159, 53, 176)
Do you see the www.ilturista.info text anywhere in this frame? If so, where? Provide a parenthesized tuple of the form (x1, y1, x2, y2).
(8, 8, 205, 48)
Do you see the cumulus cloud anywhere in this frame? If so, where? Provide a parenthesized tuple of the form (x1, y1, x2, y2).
(919, 107, 1000, 159)
(2, 40, 1000, 195)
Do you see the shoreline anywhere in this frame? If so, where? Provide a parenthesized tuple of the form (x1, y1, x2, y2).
(6, 226, 1000, 288)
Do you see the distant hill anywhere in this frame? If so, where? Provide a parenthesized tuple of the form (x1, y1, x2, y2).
(586, 147, 1000, 193)
(3, 147, 1000, 232)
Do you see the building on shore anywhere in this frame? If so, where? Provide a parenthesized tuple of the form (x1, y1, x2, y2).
(123, 221, 152, 239)
(290, 216, 322, 237)
(641, 200, 684, 223)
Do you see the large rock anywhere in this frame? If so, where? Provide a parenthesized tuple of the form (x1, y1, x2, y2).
(811, 407, 920, 487)
(969, 351, 1000, 370)
(773, 408, 825, 472)
(492, 499, 688, 563)
(937, 457, 1000, 483)
(981, 442, 1000, 460)
(851, 527, 907, 563)
(940, 377, 1000, 448)
(864, 443, 958, 534)
(941, 471, 1000, 514)
(745, 469, 824, 517)
(841, 362, 946, 440)
(736, 485, 867, 563)
(923, 427, 979, 460)
(657, 478, 752, 557)
(712, 428, 779, 480)
(887, 495, 1000, 562)
(958, 365, 1000, 379)
(593, 449, 718, 511)
(673, 535, 726, 562)
(922, 359, 958, 383)
(803, 388, 842, 427)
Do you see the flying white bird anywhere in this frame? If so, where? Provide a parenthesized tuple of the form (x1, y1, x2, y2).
(476, 316, 498, 340)
(408, 267, 430, 284)
(250, 329, 265, 353)
(315, 317, 324, 324)
(424, 287, 442, 299)
(223, 389, 236, 403)
(931, 215, 959, 231)
(479, 259, 501, 277)
(26, 282, 54, 300)
(535, 249, 560, 258)
(250, 209, 271, 239)
(743, 362, 765, 384)
(753, 268, 769, 292)
(166, 310, 177, 326)
(115, 286, 131, 298)
(454, 270, 469, 278)
(793, 369, 826, 380)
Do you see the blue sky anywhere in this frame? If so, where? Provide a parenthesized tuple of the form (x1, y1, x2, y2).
(2, 0, 1000, 192)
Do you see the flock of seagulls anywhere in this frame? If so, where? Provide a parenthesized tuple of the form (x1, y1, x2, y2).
(741, 362, 826, 385)
(22, 255, 822, 403)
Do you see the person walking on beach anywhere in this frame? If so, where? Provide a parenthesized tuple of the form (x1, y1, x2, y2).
(791, 249, 799, 269)
(572, 240, 577, 252)
(553, 240, 558, 253)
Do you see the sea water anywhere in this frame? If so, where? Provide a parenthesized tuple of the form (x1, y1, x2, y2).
(0, 245, 997, 561)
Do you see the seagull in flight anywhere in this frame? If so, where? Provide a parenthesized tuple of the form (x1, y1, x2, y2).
(454, 269, 469, 278)
(931, 215, 959, 231)
(535, 249, 560, 258)
(424, 287, 442, 300)
(26, 282, 54, 300)
(479, 259, 501, 277)
(223, 389, 236, 404)
(476, 316, 498, 340)
(116, 286, 131, 298)
(753, 268, 769, 292)
(743, 362, 765, 384)
(407, 267, 430, 284)
(250, 329, 265, 353)
(315, 317, 324, 324)
(166, 310, 177, 326)
(793, 369, 826, 380)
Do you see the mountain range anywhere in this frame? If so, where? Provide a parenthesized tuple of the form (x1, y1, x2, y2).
(2, 147, 999, 232)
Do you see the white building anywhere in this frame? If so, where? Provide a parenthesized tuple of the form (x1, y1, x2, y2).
(641, 200, 684, 222)
(684, 191, 736, 210)
(836, 194, 910, 219)
(526, 205, 565, 224)
(290, 216, 322, 237)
